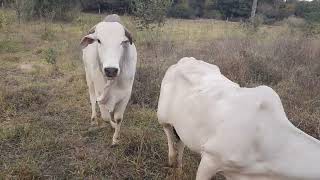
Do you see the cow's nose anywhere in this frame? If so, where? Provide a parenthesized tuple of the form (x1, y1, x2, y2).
(104, 67, 118, 77)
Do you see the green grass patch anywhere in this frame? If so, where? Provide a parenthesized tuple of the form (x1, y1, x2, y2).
(0, 40, 24, 53)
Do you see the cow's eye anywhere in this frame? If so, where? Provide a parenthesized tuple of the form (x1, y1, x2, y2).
(97, 39, 101, 44)
(121, 40, 129, 45)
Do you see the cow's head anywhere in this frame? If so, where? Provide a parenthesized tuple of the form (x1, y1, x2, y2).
(80, 22, 133, 79)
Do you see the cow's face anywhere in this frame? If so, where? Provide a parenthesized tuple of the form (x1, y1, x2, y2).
(81, 22, 132, 79)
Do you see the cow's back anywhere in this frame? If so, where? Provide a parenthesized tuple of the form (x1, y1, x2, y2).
(158, 57, 239, 152)
(157, 57, 289, 154)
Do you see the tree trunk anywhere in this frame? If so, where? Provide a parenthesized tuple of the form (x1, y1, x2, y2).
(251, 0, 258, 21)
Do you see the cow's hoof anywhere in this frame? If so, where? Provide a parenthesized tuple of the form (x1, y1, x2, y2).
(165, 163, 174, 168)
(167, 163, 178, 168)
(90, 119, 98, 126)
(176, 167, 183, 176)
(110, 143, 119, 148)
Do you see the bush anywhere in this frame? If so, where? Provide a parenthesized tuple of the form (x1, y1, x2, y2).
(41, 29, 55, 41)
(203, 10, 223, 19)
(283, 16, 307, 29)
(240, 15, 264, 33)
(43, 48, 57, 65)
(305, 11, 320, 24)
(296, 1, 320, 24)
(0, 11, 12, 29)
(168, 2, 194, 19)
(0, 40, 23, 53)
(13, 0, 80, 22)
(132, 0, 172, 30)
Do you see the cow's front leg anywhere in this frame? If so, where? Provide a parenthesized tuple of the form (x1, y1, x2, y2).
(98, 104, 111, 127)
(86, 76, 98, 126)
(90, 102, 98, 125)
(110, 97, 130, 146)
(110, 110, 123, 147)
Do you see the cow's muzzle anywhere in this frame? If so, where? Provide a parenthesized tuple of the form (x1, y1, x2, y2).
(104, 67, 118, 78)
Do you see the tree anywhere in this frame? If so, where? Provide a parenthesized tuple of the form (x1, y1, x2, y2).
(18, 0, 80, 21)
(251, 0, 258, 21)
(132, 0, 172, 29)
(168, 0, 194, 19)
(80, 0, 132, 14)
(296, 0, 320, 23)
(216, 0, 251, 20)
(12, 0, 24, 24)
(189, 0, 205, 17)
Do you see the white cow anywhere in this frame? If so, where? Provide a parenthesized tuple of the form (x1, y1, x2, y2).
(81, 14, 137, 146)
(157, 57, 320, 180)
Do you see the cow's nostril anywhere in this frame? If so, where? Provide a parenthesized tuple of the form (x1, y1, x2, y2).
(104, 68, 118, 77)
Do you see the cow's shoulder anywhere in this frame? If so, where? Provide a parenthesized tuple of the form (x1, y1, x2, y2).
(103, 14, 122, 24)
(166, 57, 221, 87)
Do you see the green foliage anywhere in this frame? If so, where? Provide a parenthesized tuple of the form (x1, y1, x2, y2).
(0, 125, 29, 142)
(79, 0, 132, 14)
(43, 48, 57, 65)
(132, 0, 172, 29)
(240, 15, 264, 34)
(12, 0, 80, 22)
(0, 40, 22, 53)
(216, 0, 251, 19)
(295, 1, 320, 23)
(41, 29, 55, 41)
(203, 0, 222, 19)
(168, 0, 194, 19)
(278, 2, 296, 19)
(203, 9, 222, 19)
(189, 0, 205, 17)
(0, 11, 11, 29)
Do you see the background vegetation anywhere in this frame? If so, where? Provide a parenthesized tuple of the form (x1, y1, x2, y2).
(2, 0, 320, 23)
(0, 0, 320, 179)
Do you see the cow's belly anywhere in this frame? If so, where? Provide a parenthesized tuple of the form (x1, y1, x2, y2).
(224, 172, 297, 180)
(168, 94, 215, 153)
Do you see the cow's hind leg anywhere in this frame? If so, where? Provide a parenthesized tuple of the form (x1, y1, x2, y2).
(174, 128, 185, 169)
(196, 153, 221, 180)
(163, 124, 185, 168)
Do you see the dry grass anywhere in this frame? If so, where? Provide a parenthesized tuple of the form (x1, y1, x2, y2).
(0, 9, 319, 179)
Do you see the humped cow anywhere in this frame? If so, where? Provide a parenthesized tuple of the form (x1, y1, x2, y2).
(157, 57, 320, 180)
(81, 14, 137, 146)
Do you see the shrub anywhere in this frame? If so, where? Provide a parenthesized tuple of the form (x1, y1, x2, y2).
(40, 29, 55, 41)
(285, 16, 306, 27)
(43, 48, 57, 65)
(296, 1, 320, 24)
(132, 0, 172, 30)
(305, 11, 320, 24)
(0, 40, 22, 53)
(246, 58, 282, 86)
(203, 10, 223, 19)
(251, 14, 264, 30)
(12, 0, 80, 22)
(240, 15, 264, 34)
(0, 11, 12, 29)
(168, 2, 194, 19)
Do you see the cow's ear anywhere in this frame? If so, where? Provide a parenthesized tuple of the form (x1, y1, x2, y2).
(124, 28, 133, 45)
(80, 34, 96, 49)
